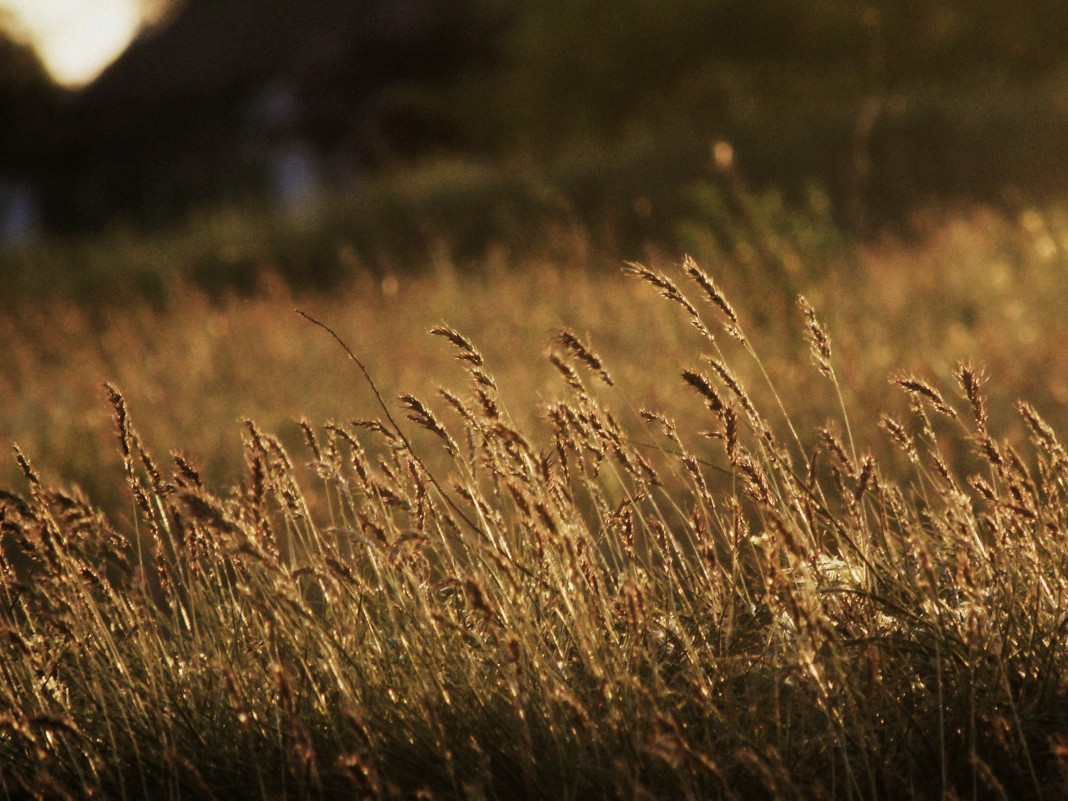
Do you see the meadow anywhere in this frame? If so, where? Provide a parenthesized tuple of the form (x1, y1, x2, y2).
(3, 197, 1068, 799)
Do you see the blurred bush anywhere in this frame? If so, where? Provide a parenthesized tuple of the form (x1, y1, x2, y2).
(9, 0, 1068, 297)
(441, 0, 1068, 229)
(459, 0, 1068, 152)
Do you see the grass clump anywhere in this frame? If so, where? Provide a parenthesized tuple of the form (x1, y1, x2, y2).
(2, 257, 1068, 800)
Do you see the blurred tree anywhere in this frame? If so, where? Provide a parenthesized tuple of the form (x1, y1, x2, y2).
(12, 0, 1068, 235)
(449, 0, 1068, 156)
(448, 1, 866, 153)
(0, 20, 59, 182)
(33, 0, 501, 229)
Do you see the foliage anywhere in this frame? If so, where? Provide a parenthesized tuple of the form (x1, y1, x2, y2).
(454, 0, 1068, 154)
(0, 25, 59, 182)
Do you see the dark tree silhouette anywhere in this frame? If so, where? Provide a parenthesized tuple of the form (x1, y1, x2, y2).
(31, 0, 503, 229)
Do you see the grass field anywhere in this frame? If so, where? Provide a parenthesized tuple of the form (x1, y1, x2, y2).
(3, 200, 1068, 799)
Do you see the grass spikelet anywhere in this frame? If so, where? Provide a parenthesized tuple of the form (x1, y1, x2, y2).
(299, 419, 323, 463)
(399, 394, 459, 456)
(104, 382, 132, 461)
(1017, 401, 1066, 461)
(12, 445, 40, 487)
(471, 368, 497, 391)
(970, 474, 997, 503)
(352, 418, 398, 442)
(930, 449, 956, 487)
(639, 409, 685, 450)
(955, 362, 988, 431)
(430, 324, 484, 366)
(172, 452, 203, 488)
(682, 454, 714, 508)
(736, 452, 773, 506)
(0, 486, 32, 519)
(437, 388, 476, 425)
(893, 374, 958, 419)
(556, 328, 613, 386)
(681, 370, 724, 412)
(179, 489, 245, 539)
(722, 405, 739, 461)
(879, 413, 917, 462)
(623, 261, 710, 338)
(704, 357, 758, 419)
(547, 351, 586, 392)
(681, 255, 745, 342)
(476, 390, 500, 428)
(854, 455, 876, 502)
(979, 434, 1004, 468)
(820, 426, 855, 472)
(798, 295, 832, 378)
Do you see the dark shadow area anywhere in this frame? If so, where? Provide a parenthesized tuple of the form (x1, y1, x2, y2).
(4, 0, 1068, 290)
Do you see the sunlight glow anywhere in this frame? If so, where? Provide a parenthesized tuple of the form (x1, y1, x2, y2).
(1, 0, 145, 87)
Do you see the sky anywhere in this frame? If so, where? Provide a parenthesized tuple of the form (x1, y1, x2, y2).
(1, 0, 152, 87)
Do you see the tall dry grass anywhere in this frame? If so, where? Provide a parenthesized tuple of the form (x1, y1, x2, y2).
(3, 208, 1068, 798)
(3, 206, 1068, 513)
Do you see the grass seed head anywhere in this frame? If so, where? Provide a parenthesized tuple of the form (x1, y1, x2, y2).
(682, 370, 725, 412)
(683, 255, 739, 325)
(705, 358, 758, 419)
(956, 362, 988, 431)
(893, 375, 958, 419)
(798, 295, 833, 378)
(879, 413, 917, 462)
(104, 382, 132, 460)
(12, 445, 40, 487)
(623, 261, 701, 320)
(172, 452, 203, 488)
(682, 255, 746, 342)
(299, 420, 323, 462)
(548, 351, 586, 392)
(854, 455, 876, 502)
(430, 324, 484, 366)
(399, 394, 458, 456)
(556, 328, 613, 386)
(1017, 401, 1066, 459)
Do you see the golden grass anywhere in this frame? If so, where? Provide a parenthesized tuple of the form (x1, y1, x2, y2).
(3, 206, 1068, 798)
